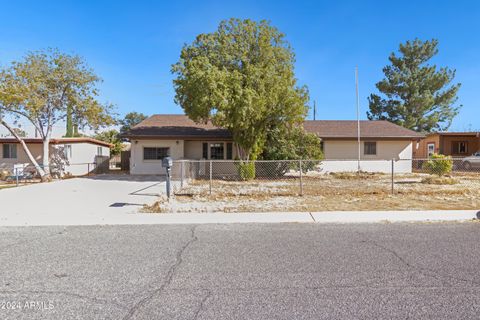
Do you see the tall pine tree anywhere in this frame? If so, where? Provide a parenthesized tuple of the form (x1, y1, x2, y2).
(367, 39, 461, 132)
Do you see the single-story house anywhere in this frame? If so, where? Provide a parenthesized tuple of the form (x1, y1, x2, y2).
(413, 132, 480, 158)
(122, 114, 423, 174)
(0, 137, 111, 176)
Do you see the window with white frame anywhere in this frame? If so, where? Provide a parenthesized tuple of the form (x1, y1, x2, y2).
(2, 144, 17, 159)
(427, 143, 435, 157)
(452, 141, 468, 154)
(64, 145, 72, 159)
(97, 147, 103, 156)
(210, 143, 224, 159)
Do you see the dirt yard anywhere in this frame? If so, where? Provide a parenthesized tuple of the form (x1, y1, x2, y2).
(149, 172, 480, 213)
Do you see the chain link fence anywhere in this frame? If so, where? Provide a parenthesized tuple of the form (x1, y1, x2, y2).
(169, 158, 480, 200)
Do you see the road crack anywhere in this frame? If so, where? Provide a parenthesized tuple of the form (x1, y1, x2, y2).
(122, 225, 199, 320)
(191, 289, 212, 320)
(359, 236, 480, 287)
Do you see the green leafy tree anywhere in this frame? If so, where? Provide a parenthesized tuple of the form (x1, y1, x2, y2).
(172, 18, 309, 162)
(259, 127, 323, 176)
(94, 129, 122, 156)
(120, 112, 147, 134)
(0, 49, 115, 181)
(262, 126, 323, 161)
(367, 39, 461, 132)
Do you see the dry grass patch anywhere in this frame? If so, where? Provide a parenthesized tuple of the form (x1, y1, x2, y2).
(330, 171, 384, 180)
(146, 173, 480, 213)
(421, 176, 459, 185)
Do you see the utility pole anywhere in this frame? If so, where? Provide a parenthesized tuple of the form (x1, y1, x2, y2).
(355, 66, 361, 173)
(313, 100, 316, 121)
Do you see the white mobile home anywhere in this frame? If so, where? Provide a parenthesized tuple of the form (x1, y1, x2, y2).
(0, 137, 111, 176)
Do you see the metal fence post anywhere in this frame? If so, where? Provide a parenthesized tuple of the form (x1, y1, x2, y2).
(209, 160, 212, 195)
(87, 163, 90, 176)
(299, 160, 303, 196)
(391, 159, 394, 195)
(180, 161, 184, 189)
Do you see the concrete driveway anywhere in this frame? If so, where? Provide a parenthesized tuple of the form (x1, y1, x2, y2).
(0, 175, 165, 226)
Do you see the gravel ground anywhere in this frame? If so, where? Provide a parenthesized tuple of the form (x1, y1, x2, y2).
(165, 173, 480, 212)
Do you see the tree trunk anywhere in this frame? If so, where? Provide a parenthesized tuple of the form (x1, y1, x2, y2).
(0, 119, 48, 180)
(41, 137, 52, 181)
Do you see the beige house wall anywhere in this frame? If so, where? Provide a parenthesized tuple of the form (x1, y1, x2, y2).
(321, 140, 413, 173)
(130, 139, 237, 175)
(323, 140, 412, 160)
(0, 143, 43, 170)
(130, 139, 185, 175)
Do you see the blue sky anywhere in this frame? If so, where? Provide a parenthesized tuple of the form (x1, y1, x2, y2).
(0, 0, 479, 135)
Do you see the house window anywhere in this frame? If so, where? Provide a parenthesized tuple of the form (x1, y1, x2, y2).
(364, 142, 377, 155)
(2, 144, 17, 159)
(226, 143, 233, 160)
(452, 141, 468, 154)
(210, 143, 224, 160)
(64, 145, 72, 159)
(202, 143, 208, 159)
(427, 143, 435, 157)
(143, 147, 169, 160)
(97, 147, 103, 156)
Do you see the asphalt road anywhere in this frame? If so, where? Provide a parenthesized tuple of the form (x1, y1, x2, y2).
(1, 222, 480, 319)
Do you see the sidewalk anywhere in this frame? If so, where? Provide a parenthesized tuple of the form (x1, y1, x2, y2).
(0, 208, 477, 227)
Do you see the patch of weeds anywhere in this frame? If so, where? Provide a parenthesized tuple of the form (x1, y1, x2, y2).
(421, 176, 459, 185)
(330, 171, 383, 180)
(141, 195, 171, 213)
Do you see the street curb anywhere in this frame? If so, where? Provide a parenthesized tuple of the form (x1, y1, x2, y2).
(309, 210, 479, 223)
(0, 210, 477, 227)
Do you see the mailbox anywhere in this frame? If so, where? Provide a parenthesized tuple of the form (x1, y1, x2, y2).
(162, 157, 173, 168)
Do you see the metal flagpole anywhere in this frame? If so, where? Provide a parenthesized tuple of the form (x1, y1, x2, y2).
(355, 66, 361, 173)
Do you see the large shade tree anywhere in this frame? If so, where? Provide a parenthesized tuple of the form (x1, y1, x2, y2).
(0, 49, 115, 181)
(367, 39, 461, 132)
(172, 18, 309, 160)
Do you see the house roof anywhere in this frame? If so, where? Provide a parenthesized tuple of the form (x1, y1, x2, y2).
(122, 114, 424, 140)
(303, 120, 424, 140)
(427, 132, 480, 137)
(0, 137, 113, 148)
(122, 114, 232, 140)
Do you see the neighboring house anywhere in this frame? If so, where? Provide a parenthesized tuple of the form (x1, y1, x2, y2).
(122, 115, 423, 174)
(414, 132, 480, 158)
(0, 138, 111, 176)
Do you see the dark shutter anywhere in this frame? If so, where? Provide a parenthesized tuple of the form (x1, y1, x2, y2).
(202, 143, 208, 159)
(226, 143, 233, 159)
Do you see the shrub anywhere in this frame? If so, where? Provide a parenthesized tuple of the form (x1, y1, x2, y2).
(237, 161, 255, 180)
(0, 170, 9, 181)
(422, 154, 453, 176)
